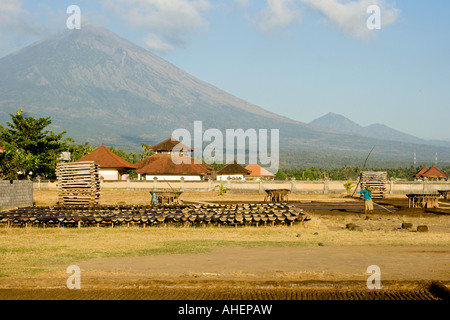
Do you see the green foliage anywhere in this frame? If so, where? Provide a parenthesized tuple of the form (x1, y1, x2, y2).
(275, 169, 287, 180)
(343, 180, 356, 195)
(214, 182, 231, 196)
(0, 109, 68, 179)
(0, 145, 40, 180)
(140, 143, 154, 161)
(273, 165, 438, 181)
(68, 142, 96, 162)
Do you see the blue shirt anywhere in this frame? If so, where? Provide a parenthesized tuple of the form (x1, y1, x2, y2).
(359, 189, 372, 200)
(151, 192, 159, 204)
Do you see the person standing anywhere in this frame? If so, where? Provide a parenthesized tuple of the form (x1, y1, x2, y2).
(359, 186, 373, 214)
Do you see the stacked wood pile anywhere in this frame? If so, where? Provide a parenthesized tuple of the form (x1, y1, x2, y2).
(56, 161, 101, 206)
(406, 193, 441, 208)
(360, 171, 387, 199)
(0, 203, 309, 228)
(264, 189, 290, 202)
(150, 191, 183, 204)
(438, 190, 450, 200)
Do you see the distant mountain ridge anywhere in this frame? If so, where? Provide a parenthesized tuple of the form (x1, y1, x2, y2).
(310, 112, 450, 148)
(0, 25, 449, 166)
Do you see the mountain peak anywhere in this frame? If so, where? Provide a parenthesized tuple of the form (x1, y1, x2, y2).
(310, 112, 361, 134)
(1, 26, 450, 162)
(0, 25, 295, 147)
(309, 112, 450, 148)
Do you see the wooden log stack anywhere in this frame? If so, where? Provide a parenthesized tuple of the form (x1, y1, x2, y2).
(360, 171, 387, 199)
(56, 161, 101, 206)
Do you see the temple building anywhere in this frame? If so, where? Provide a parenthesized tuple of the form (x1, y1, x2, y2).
(76, 144, 136, 181)
(135, 138, 212, 181)
(245, 164, 275, 180)
(412, 164, 448, 181)
(216, 161, 250, 181)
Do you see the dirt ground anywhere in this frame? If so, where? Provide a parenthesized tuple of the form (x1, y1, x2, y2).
(1, 190, 449, 300)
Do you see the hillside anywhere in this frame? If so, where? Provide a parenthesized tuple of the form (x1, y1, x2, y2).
(0, 25, 449, 166)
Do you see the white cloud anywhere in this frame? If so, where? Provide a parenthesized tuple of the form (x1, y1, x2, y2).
(299, 0, 399, 38)
(0, 0, 38, 35)
(0, 0, 48, 55)
(0, 0, 23, 25)
(256, 0, 302, 33)
(101, 0, 212, 53)
(241, 0, 398, 38)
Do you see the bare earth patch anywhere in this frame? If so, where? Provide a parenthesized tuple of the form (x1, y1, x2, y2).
(1, 190, 449, 300)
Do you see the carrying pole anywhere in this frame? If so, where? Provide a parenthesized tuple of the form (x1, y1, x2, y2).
(352, 146, 376, 197)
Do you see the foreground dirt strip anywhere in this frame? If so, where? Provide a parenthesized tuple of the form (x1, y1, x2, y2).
(76, 246, 450, 282)
(0, 281, 447, 300)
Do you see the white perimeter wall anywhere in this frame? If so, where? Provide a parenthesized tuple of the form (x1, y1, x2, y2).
(99, 169, 119, 181)
(34, 179, 450, 195)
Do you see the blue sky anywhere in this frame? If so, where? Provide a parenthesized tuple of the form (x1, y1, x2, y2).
(1, 0, 449, 140)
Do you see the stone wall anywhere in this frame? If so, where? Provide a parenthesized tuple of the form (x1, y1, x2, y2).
(0, 180, 33, 209)
(34, 179, 450, 196)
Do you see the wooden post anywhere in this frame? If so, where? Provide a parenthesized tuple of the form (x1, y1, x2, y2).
(180, 177, 185, 192)
(323, 178, 329, 194)
(153, 177, 158, 191)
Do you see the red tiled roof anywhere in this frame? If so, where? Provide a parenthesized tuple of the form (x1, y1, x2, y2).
(134, 154, 159, 171)
(76, 144, 136, 169)
(136, 154, 212, 175)
(421, 164, 448, 178)
(217, 161, 250, 175)
(245, 164, 275, 177)
(148, 137, 193, 152)
(412, 165, 429, 178)
(0, 145, 5, 154)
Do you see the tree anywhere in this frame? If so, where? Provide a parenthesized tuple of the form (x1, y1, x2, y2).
(214, 182, 231, 196)
(68, 142, 96, 162)
(140, 143, 154, 161)
(343, 180, 356, 196)
(0, 109, 68, 179)
(0, 145, 40, 180)
(275, 169, 287, 180)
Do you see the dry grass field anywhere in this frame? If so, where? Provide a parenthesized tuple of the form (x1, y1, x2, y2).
(1, 190, 449, 300)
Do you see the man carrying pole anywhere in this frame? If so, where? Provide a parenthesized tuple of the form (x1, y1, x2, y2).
(359, 186, 374, 214)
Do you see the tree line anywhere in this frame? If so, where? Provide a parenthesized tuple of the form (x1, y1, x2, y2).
(274, 166, 450, 181)
(1, 110, 449, 181)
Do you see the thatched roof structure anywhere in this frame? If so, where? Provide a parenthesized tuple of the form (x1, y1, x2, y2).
(148, 137, 193, 153)
(136, 154, 212, 176)
(217, 161, 250, 175)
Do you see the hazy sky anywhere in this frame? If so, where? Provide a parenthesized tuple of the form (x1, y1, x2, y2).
(1, 0, 449, 140)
